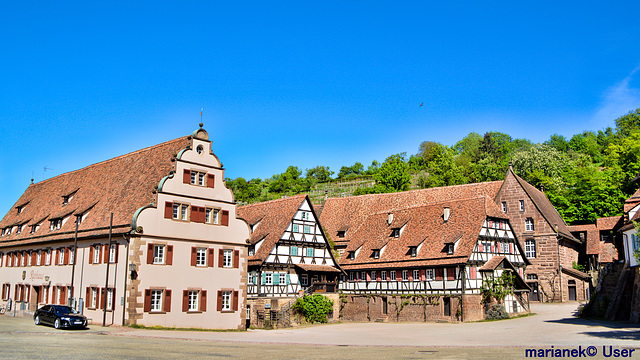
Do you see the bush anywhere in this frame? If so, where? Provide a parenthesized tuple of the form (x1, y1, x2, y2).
(292, 294, 334, 323)
(485, 304, 509, 320)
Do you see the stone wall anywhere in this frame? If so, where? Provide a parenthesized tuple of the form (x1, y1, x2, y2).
(340, 294, 468, 322)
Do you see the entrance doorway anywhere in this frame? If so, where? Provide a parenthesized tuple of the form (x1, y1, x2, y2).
(528, 282, 539, 302)
(568, 280, 577, 301)
(443, 297, 451, 317)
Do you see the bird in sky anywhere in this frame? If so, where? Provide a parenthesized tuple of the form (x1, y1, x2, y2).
(419, 103, 423, 107)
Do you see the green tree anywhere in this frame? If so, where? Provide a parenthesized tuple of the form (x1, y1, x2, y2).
(544, 134, 569, 153)
(337, 162, 365, 179)
(305, 166, 334, 183)
(374, 153, 411, 192)
(268, 166, 308, 194)
(614, 108, 640, 137)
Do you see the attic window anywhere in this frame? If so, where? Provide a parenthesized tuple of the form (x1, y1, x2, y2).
(30, 225, 37, 234)
(409, 246, 417, 257)
(337, 231, 345, 238)
(372, 249, 380, 259)
(248, 245, 255, 257)
(392, 229, 400, 238)
(50, 218, 62, 231)
(347, 251, 355, 260)
(16, 225, 22, 234)
(16, 205, 24, 214)
(62, 192, 75, 206)
(446, 244, 454, 255)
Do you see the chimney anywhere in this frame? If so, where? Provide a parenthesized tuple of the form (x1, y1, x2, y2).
(443, 207, 451, 222)
(387, 213, 394, 225)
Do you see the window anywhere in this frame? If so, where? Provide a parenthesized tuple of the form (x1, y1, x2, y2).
(482, 241, 492, 253)
(307, 248, 314, 257)
(50, 218, 62, 231)
(151, 290, 163, 312)
(290, 246, 298, 256)
(58, 250, 64, 265)
(172, 203, 190, 221)
(93, 245, 101, 264)
(221, 291, 231, 311)
(401, 270, 408, 281)
(223, 249, 232, 268)
(16, 225, 22, 234)
(17, 205, 23, 214)
(154, 245, 165, 264)
(361, 271, 366, 282)
(413, 269, 420, 281)
(500, 242, 510, 254)
(410, 247, 417, 257)
(392, 229, 400, 238)
(300, 274, 308, 286)
(196, 248, 206, 266)
(27, 252, 32, 266)
(36, 251, 41, 266)
(106, 288, 114, 311)
(292, 224, 299, 233)
(381, 271, 387, 281)
(525, 218, 535, 231)
(501, 202, 507, 212)
(337, 230, 345, 238)
(30, 225, 37, 234)
(526, 274, 538, 280)
(265, 273, 273, 285)
(109, 244, 117, 263)
(373, 249, 380, 259)
(303, 225, 311, 234)
(198, 172, 205, 186)
(69, 248, 75, 265)
(204, 208, 220, 225)
(62, 195, 70, 206)
(455, 267, 461, 280)
(349, 272, 354, 281)
(519, 200, 525, 212)
(45, 250, 51, 266)
(196, 145, 204, 154)
(301, 212, 308, 220)
(525, 239, 536, 258)
(371, 271, 376, 281)
(390, 270, 396, 280)
(188, 291, 199, 311)
(446, 244, 454, 255)
(90, 287, 98, 309)
(248, 246, 255, 257)
(425, 269, 435, 281)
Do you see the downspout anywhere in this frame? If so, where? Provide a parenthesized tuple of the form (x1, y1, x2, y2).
(556, 224, 563, 302)
(460, 264, 466, 321)
(103, 213, 113, 327)
(121, 234, 130, 326)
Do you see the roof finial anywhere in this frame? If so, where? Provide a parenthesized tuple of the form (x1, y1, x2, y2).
(30, 178, 34, 184)
(199, 122, 203, 128)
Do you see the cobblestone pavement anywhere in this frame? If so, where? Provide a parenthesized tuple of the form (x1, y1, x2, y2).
(1, 302, 638, 359)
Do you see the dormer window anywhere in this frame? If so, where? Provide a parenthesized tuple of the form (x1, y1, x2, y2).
(347, 251, 355, 260)
(337, 231, 345, 238)
(446, 244, 454, 255)
(16, 225, 22, 234)
(30, 225, 37, 234)
(248, 245, 255, 256)
(392, 229, 400, 238)
(372, 249, 380, 259)
(409, 246, 417, 257)
(16, 205, 24, 214)
(50, 218, 62, 231)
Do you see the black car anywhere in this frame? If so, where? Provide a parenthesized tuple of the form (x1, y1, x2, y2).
(34, 305, 88, 329)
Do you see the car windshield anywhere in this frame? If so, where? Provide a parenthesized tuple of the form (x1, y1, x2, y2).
(53, 306, 79, 315)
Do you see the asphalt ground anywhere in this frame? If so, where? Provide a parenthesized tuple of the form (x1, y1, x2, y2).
(1, 303, 639, 359)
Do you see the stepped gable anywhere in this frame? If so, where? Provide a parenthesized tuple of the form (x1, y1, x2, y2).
(237, 194, 307, 265)
(319, 181, 503, 249)
(341, 196, 509, 269)
(509, 169, 580, 244)
(0, 136, 190, 248)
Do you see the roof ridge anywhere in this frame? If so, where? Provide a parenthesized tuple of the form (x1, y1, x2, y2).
(368, 195, 490, 215)
(239, 194, 307, 208)
(31, 136, 188, 187)
(326, 181, 503, 201)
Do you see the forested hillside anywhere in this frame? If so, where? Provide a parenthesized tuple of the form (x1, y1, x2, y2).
(226, 109, 640, 225)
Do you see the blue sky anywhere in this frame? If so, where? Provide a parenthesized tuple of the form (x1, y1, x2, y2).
(1, 1, 640, 214)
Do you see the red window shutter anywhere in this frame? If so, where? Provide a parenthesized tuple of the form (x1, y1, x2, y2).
(491, 244, 495, 253)
(233, 250, 239, 269)
(199, 207, 206, 223)
(217, 290, 223, 311)
(89, 246, 94, 264)
(100, 288, 105, 309)
(208, 248, 214, 267)
(86, 287, 91, 306)
(40, 251, 46, 266)
(447, 268, 455, 280)
(207, 174, 215, 188)
(60, 287, 66, 305)
(182, 290, 189, 312)
(200, 290, 207, 312)
(190, 206, 198, 223)
(509, 243, 514, 253)
(183, 169, 191, 184)
(164, 202, 173, 219)
(144, 289, 151, 312)
(396, 270, 402, 281)
(191, 247, 197, 266)
(164, 290, 172, 312)
(63, 248, 69, 265)
(147, 243, 154, 264)
(31, 252, 37, 265)
(420, 269, 426, 281)
(436, 268, 443, 281)
(232, 290, 239, 311)
(218, 249, 223, 268)
(376, 272, 381, 281)
(166, 245, 173, 265)
(221, 210, 229, 226)
(478, 243, 483, 252)
(470, 267, 477, 280)
(103, 245, 109, 263)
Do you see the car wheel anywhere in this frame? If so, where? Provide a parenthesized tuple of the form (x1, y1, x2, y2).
(54, 318, 61, 329)
(35, 316, 41, 326)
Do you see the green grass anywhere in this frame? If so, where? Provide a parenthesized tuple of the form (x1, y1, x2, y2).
(474, 312, 537, 323)
(126, 324, 246, 332)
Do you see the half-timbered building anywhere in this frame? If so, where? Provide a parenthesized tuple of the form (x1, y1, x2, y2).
(0, 125, 250, 329)
(237, 194, 341, 325)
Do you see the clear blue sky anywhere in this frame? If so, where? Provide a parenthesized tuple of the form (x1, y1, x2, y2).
(1, 1, 640, 214)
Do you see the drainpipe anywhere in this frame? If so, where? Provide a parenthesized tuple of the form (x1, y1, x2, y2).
(69, 216, 79, 308)
(460, 264, 465, 321)
(556, 224, 563, 302)
(103, 213, 113, 327)
(121, 234, 130, 326)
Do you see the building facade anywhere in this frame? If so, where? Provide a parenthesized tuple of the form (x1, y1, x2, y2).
(0, 125, 250, 329)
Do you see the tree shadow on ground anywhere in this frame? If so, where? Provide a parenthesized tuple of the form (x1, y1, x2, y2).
(578, 330, 640, 341)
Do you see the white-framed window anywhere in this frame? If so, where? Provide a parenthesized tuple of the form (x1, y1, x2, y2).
(265, 273, 273, 285)
(188, 290, 199, 311)
(151, 290, 163, 312)
(198, 172, 205, 186)
(349, 272, 354, 281)
(525, 218, 535, 231)
(16, 225, 22, 234)
(223, 249, 232, 268)
(301, 274, 308, 286)
(371, 270, 376, 281)
(373, 249, 380, 259)
(221, 291, 231, 311)
(27, 252, 32, 266)
(519, 200, 525, 212)
(36, 251, 41, 266)
(109, 244, 117, 263)
(50, 218, 62, 231)
(502, 201, 507, 212)
(106, 288, 114, 310)
(482, 241, 492, 253)
(413, 269, 420, 281)
(153, 245, 165, 264)
(196, 248, 206, 266)
(69, 248, 75, 265)
(500, 242, 510, 254)
(425, 269, 435, 281)
(93, 245, 101, 264)
(390, 270, 396, 281)
(381, 271, 387, 281)
(304, 225, 311, 234)
(525, 239, 536, 258)
(410, 247, 417, 257)
(402, 270, 408, 281)
(57, 250, 64, 265)
(189, 170, 207, 186)
(248, 246, 255, 257)
(45, 250, 51, 266)
(290, 246, 298, 256)
(172, 203, 190, 221)
(91, 287, 98, 309)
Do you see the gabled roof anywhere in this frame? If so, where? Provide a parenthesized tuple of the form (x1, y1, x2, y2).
(561, 266, 591, 282)
(505, 167, 580, 244)
(567, 223, 599, 255)
(237, 194, 308, 265)
(340, 196, 509, 268)
(320, 181, 503, 249)
(0, 136, 190, 248)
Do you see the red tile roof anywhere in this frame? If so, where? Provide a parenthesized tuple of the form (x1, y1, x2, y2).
(0, 136, 190, 248)
(237, 194, 308, 265)
(597, 216, 624, 231)
(567, 224, 599, 255)
(479, 255, 507, 271)
(295, 264, 341, 273)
